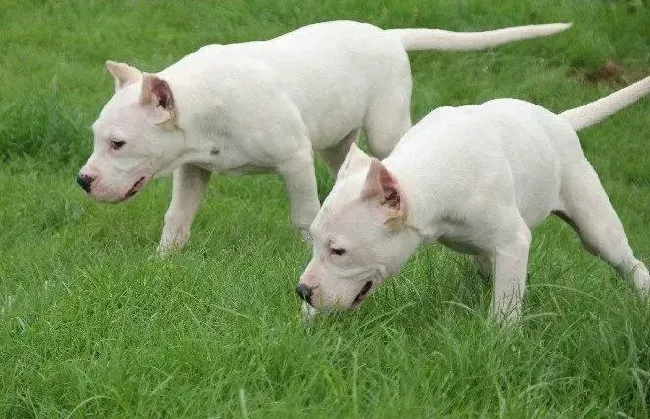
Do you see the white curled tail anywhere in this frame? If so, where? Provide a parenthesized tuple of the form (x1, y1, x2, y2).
(386, 23, 571, 51)
(560, 75, 650, 131)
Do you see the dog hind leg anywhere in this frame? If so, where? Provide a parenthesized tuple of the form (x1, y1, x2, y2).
(490, 217, 532, 324)
(555, 162, 650, 293)
(363, 75, 412, 159)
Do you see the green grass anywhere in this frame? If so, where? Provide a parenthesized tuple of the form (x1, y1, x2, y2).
(1, 0, 650, 417)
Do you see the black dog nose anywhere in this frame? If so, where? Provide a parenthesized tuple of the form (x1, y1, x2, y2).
(295, 284, 313, 305)
(76, 173, 94, 193)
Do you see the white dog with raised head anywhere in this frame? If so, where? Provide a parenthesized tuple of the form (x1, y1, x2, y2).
(76, 20, 570, 253)
(296, 75, 650, 323)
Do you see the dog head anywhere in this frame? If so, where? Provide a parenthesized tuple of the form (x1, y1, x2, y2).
(296, 144, 421, 311)
(77, 61, 186, 202)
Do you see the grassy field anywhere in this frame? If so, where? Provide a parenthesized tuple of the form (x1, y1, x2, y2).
(1, 0, 650, 417)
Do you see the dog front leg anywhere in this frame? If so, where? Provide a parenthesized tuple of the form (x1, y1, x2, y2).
(157, 164, 211, 255)
(276, 151, 320, 241)
(491, 222, 532, 325)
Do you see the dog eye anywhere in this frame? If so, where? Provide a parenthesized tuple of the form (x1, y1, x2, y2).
(330, 247, 346, 256)
(110, 140, 126, 151)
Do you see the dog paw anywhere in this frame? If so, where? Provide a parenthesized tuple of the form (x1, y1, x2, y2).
(632, 262, 650, 295)
(491, 303, 522, 327)
(155, 243, 184, 259)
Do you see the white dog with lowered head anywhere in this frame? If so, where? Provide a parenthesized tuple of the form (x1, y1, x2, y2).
(76, 20, 570, 253)
(296, 75, 650, 323)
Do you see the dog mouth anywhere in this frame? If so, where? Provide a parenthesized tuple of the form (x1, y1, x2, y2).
(352, 280, 373, 307)
(124, 176, 147, 199)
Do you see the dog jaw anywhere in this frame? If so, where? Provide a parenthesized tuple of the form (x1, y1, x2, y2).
(297, 146, 421, 312)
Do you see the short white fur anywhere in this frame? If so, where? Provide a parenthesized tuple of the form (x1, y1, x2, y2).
(299, 75, 650, 323)
(78, 20, 570, 252)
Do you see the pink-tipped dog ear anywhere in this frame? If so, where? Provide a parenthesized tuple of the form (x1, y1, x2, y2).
(105, 61, 142, 91)
(140, 73, 176, 126)
(347, 142, 365, 158)
(140, 73, 173, 108)
(362, 158, 403, 217)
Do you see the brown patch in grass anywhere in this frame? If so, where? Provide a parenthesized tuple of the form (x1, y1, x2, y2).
(571, 59, 650, 88)
(583, 59, 625, 85)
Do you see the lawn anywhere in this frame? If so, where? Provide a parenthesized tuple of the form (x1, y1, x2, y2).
(1, 0, 650, 417)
